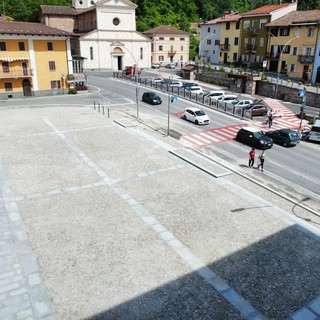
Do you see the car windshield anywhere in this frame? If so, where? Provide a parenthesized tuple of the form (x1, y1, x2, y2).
(194, 110, 206, 116)
(289, 131, 299, 138)
(254, 132, 266, 138)
(231, 100, 240, 104)
(149, 93, 157, 97)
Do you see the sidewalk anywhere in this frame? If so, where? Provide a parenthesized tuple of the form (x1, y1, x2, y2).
(1, 105, 320, 319)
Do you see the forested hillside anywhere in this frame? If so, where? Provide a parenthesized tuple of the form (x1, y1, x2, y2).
(2, 0, 318, 31)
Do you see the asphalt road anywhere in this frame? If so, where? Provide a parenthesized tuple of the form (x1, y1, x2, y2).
(85, 73, 320, 205)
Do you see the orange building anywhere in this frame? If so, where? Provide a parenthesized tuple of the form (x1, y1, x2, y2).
(0, 21, 74, 99)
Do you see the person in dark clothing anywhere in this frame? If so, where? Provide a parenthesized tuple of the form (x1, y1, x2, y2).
(248, 148, 255, 168)
(268, 109, 273, 128)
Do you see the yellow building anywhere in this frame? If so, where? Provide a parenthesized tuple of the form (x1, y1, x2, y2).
(0, 21, 74, 99)
(216, 12, 242, 65)
(266, 10, 320, 82)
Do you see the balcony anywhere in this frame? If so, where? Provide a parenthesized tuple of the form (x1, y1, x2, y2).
(167, 49, 176, 56)
(0, 68, 33, 79)
(245, 44, 257, 53)
(219, 44, 230, 51)
(246, 27, 258, 36)
(298, 55, 314, 64)
(266, 52, 280, 59)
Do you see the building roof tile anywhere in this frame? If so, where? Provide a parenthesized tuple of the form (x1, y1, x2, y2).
(40, 5, 77, 15)
(266, 9, 320, 27)
(143, 25, 189, 36)
(0, 21, 75, 36)
(242, 2, 294, 16)
(205, 12, 241, 24)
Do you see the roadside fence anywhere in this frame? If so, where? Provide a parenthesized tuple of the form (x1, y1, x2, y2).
(113, 72, 254, 120)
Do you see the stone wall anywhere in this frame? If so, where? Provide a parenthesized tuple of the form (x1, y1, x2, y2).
(256, 81, 320, 108)
(194, 67, 320, 109)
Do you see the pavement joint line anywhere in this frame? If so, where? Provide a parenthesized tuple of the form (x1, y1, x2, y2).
(34, 111, 268, 319)
(215, 177, 320, 244)
(0, 160, 56, 319)
(189, 145, 320, 217)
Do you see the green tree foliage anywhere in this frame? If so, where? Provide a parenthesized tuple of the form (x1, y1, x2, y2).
(2, 0, 317, 27)
(2, 0, 71, 22)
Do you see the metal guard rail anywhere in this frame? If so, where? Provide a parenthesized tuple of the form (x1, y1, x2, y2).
(113, 72, 253, 120)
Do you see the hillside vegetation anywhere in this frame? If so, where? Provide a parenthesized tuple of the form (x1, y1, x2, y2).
(2, 0, 319, 59)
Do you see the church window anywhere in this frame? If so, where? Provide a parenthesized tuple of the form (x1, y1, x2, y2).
(113, 18, 120, 26)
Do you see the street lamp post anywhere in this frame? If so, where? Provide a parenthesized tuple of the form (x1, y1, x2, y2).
(268, 31, 298, 99)
(117, 41, 152, 120)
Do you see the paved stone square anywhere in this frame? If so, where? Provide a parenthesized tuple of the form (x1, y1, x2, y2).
(0, 105, 320, 320)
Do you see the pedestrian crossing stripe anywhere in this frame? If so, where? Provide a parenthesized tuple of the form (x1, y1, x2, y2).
(173, 102, 302, 147)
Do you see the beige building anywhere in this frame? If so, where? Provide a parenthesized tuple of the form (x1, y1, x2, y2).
(143, 25, 189, 66)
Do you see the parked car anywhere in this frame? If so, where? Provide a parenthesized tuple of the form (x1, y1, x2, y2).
(243, 104, 269, 117)
(151, 63, 161, 69)
(184, 86, 204, 95)
(231, 99, 253, 108)
(265, 129, 300, 147)
(182, 82, 199, 89)
(152, 77, 163, 83)
(308, 119, 320, 142)
(217, 94, 237, 102)
(161, 79, 183, 87)
(165, 63, 176, 69)
(203, 90, 225, 98)
(236, 126, 273, 149)
(183, 107, 210, 125)
(142, 92, 162, 105)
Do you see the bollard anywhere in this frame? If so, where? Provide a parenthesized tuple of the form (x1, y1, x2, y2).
(102, 106, 105, 115)
(108, 108, 110, 118)
(94, 101, 96, 110)
(98, 103, 100, 113)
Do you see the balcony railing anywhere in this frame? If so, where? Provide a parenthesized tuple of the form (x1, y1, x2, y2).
(266, 52, 280, 59)
(219, 44, 230, 51)
(245, 44, 257, 53)
(298, 55, 314, 64)
(167, 50, 176, 56)
(0, 68, 33, 78)
(246, 28, 258, 36)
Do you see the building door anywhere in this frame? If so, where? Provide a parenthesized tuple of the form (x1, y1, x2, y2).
(223, 52, 228, 63)
(117, 56, 122, 70)
(22, 62, 28, 75)
(22, 79, 32, 96)
(316, 67, 320, 84)
(302, 65, 309, 81)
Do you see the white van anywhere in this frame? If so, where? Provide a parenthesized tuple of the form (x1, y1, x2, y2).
(308, 119, 320, 142)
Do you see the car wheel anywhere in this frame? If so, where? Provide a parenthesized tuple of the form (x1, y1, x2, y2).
(195, 120, 199, 125)
(283, 142, 288, 147)
(183, 115, 187, 120)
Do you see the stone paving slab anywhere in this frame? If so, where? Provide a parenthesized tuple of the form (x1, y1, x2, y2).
(0, 105, 320, 320)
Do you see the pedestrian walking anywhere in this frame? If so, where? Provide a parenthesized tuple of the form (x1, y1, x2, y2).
(257, 150, 266, 172)
(248, 148, 255, 168)
(268, 109, 273, 128)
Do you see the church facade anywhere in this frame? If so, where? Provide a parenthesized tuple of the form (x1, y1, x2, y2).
(40, 0, 151, 72)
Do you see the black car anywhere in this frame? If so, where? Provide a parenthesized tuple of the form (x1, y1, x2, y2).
(265, 129, 300, 147)
(142, 92, 162, 105)
(236, 127, 273, 150)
